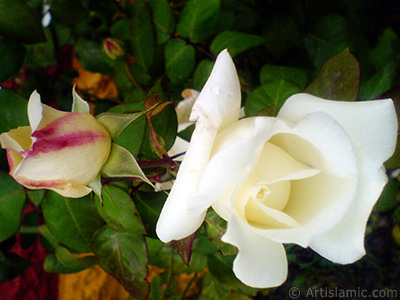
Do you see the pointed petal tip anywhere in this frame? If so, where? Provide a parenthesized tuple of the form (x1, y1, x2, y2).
(189, 49, 241, 127)
(27, 90, 44, 133)
(214, 49, 236, 70)
(72, 85, 90, 114)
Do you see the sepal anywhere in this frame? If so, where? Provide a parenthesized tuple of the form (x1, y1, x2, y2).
(102, 143, 153, 187)
(72, 85, 90, 114)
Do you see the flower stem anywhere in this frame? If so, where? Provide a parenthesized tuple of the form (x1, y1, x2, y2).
(138, 156, 176, 169)
(19, 226, 40, 234)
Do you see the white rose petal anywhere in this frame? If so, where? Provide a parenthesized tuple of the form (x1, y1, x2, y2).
(222, 214, 288, 288)
(156, 50, 241, 243)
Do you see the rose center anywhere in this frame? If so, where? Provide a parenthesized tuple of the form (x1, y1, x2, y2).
(236, 142, 319, 229)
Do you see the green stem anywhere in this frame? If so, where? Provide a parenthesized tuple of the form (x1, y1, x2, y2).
(138, 156, 176, 169)
(19, 226, 40, 234)
(123, 61, 147, 93)
(162, 247, 175, 300)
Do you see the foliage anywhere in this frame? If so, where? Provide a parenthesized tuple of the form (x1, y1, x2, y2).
(0, 0, 400, 299)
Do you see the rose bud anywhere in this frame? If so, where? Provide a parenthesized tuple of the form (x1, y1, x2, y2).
(0, 91, 111, 198)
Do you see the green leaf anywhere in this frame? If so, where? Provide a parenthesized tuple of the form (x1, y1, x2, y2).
(44, 245, 97, 274)
(0, 171, 26, 242)
(147, 235, 208, 275)
(193, 59, 214, 90)
(0, 39, 26, 83)
(385, 138, 400, 169)
(304, 15, 348, 68)
(149, 274, 169, 300)
(199, 273, 231, 300)
(26, 190, 45, 208)
(218, 0, 259, 32)
(245, 80, 301, 116)
(74, 38, 115, 75)
(131, 0, 155, 72)
(262, 0, 304, 58)
(71, 86, 90, 114)
(134, 191, 166, 238)
(38, 225, 60, 250)
(149, 0, 176, 44)
(205, 211, 237, 256)
(177, 123, 195, 142)
(0, 0, 45, 43)
(210, 31, 265, 57)
(305, 48, 360, 101)
(115, 118, 147, 157)
(95, 185, 145, 234)
(165, 39, 195, 85)
(359, 61, 397, 100)
(260, 65, 307, 90)
(50, 0, 89, 27)
(41, 191, 105, 253)
(0, 89, 29, 134)
(140, 102, 178, 159)
(375, 178, 400, 213)
(110, 19, 131, 41)
(177, 0, 221, 43)
(91, 225, 149, 300)
(369, 28, 400, 68)
(102, 143, 153, 187)
(25, 28, 56, 69)
(205, 254, 257, 295)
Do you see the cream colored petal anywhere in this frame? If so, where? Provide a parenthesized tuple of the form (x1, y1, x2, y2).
(247, 142, 320, 185)
(156, 124, 216, 242)
(187, 118, 275, 216)
(51, 185, 92, 198)
(18, 179, 92, 198)
(245, 197, 300, 228)
(0, 127, 32, 153)
(27, 91, 43, 133)
(252, 173, 358, 247)
(221, 214, 288, 288)
(309, 153, 388, 263)
(15, 138, 110, 186)
(167, 136, 189, 162)
(5, 150, 24, 175)
(190, 49, 241, 131)
(15, 114, 111, 185)
(270, 112, 358, 178)
(278, 94, 398, 164)
(234, 113, 359, 246)
(167, 122, 193, 161)
(156, 50, 242, 243)
(212, 184, 236, 221)
(72, 85, 90, 114)
(176, 89, 199, 124)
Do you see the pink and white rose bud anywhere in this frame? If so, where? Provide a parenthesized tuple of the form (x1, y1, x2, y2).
(0, 91, 111, 198)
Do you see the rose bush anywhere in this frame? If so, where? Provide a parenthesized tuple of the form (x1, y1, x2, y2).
(156, 50, 398, 288)
(0, 90, 111, 198)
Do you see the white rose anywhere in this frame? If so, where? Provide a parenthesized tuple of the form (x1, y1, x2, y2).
(156, 50, 398, 288)
(0, 90, 111, 198)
